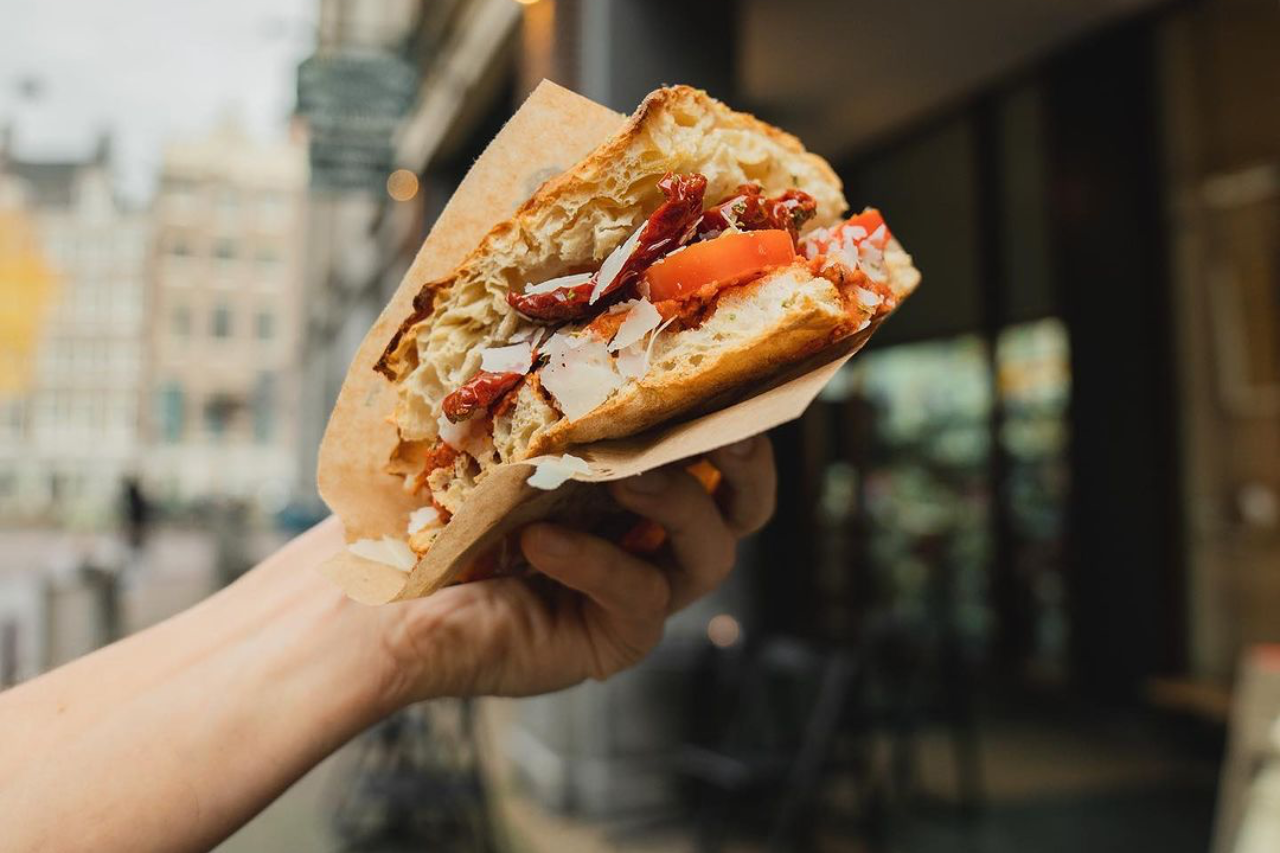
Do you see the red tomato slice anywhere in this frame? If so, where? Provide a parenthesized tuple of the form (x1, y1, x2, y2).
(643, 229, 796, 303)
(845, 209, 888, 241)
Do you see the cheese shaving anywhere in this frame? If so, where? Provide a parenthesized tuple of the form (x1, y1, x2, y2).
(527, 454, 592, 490)
(479, 342, 534, 374)
(407, 506, 441, 536)
(437, 411, 495, 460)
(615, 339, 649, 378)
(855, 287, 883, 308)
(348, 536, 417, 572)
(590, 224, 644, 305)
(523, 271, 593, 295)
(645, 314, 679, 367)
(608, 297, 662, 352)
(540, 332, 624, 420)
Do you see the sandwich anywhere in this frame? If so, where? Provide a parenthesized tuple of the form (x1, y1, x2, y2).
(357, 86, 920, 579)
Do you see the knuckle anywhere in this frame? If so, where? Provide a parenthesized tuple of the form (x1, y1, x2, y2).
(645, 570, 673, 614)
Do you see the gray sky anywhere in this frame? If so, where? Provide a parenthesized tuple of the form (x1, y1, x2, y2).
(0, 0, 314, 203)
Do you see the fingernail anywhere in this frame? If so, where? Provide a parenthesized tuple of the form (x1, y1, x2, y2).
(726, 437, 755, 457)
(625, 470, 669, 495)
(531, 525, 574, 557)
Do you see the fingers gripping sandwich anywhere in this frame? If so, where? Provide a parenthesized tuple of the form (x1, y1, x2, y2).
(366, 86, 920, 575)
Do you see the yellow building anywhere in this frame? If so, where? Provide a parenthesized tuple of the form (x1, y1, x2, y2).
(0, 135, 149, 526)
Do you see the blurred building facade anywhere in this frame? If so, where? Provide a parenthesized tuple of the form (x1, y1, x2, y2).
(292, 0, 424, 506)
(0, 134, 150, 527)
(143, 119, 307, 507)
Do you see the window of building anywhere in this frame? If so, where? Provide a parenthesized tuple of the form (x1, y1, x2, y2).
(171, 304, 190, 337)
(253, 372, 276, 443)
(256, 245, 283, 274)
(157, 382, 184, 443)
(211, 303, 233, 338)
(259, 192, 288, 227)
(217, 188, 238, 214)
(204, 394, 236, 440)
(214, 238, 238, 263)
(0, 401, 23, 440)
(256, 311, 274, 341)
(168, 235, 193, 257)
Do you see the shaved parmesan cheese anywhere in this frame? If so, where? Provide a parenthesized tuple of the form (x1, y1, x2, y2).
(857, 238, 887, 283)
(855, 287, 883, 308)
(867, 224, 887, 245)
(540, 333, 623, 419)
(437, 411, 495, 460)
(507, 326, 537, 343)
(856, 318, 871, 333)
(590, 224, 645, 305)
(608, 297, 662, 352)
(407, 506, 441, 536)
(800, 226, 830, 260)
(615, 339, 650, 378)
(523, 271, 593, 295)
(348, 536, 417, 572)
(645, 314, 679, 365)
(616, 308, 677, 380)
(527, 454, 592, 490)
(480, 342, 534, 374)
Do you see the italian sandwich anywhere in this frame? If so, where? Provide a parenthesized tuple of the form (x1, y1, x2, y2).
(355, 85, 920, 577)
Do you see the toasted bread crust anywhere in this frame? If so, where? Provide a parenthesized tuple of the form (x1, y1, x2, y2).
(376, 85, 845, 383)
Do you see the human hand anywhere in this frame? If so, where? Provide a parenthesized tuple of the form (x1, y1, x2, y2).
(376, 434, 776, 703)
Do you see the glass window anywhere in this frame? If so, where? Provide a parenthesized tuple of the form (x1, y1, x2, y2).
(256, 245, 282, 270)
(211, 303, 233, 338)
(253, 372, 275, 443)
(157, 382, 184, 443)
(204, 395, 233, 439)
(169, 235, 193, 257)
(256, 311, 274, 341)
(171, 305, 190, 337)
(828, 335, 994, 651)
(259, 192, 288, 227)
(214, 239, 237, 261)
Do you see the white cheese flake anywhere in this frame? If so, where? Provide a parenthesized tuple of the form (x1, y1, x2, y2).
(527, 454, 592, 490)
(348, 536, 417, 572)
(522, 271, 593, 295)
(437, 411, 495, 460)
(479, 342, 534, 374)
(615, 339, 650, 379)
(407, 506, 441, 536)
(540, 333, 624, 420)
(855, 287, 883, 308)
(608, 297, 663, 352)
(590, 224, 645, 305)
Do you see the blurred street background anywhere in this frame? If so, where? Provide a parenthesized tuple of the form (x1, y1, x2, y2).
(2, 0, 1278, 851)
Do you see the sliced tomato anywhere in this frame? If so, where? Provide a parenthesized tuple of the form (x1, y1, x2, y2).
(643, 229, 796, 303)
(845, 209, 889, 242)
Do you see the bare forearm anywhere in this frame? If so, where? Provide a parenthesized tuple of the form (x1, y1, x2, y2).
(0, 519, 392, 853)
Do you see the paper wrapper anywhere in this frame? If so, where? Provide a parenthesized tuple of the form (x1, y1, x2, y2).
(317, 82, 896, 605)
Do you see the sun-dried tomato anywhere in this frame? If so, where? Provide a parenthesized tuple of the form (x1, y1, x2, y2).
(695, 185, 817, 242)
(507, 172, 707, 322)
(441, 370, 525, 423)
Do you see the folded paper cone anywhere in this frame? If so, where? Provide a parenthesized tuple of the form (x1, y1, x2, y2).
(316, 82, 916, 604)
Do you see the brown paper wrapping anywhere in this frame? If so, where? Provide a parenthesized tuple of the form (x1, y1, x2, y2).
(316, 82, 894, 604)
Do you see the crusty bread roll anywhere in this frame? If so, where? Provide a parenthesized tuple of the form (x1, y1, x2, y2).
(376, 85, 920, 527)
